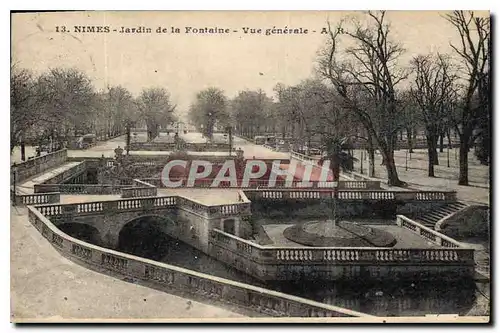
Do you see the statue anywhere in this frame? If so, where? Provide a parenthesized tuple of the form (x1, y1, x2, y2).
(173, 133, 185, 152)
(236, 148, 244, 160)
(114, 146, 124, 162)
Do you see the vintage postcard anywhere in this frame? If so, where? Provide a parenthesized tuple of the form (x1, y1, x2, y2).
(10, 10, 490, 323)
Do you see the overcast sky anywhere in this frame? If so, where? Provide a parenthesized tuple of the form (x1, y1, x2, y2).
(11, 11, 489, 119)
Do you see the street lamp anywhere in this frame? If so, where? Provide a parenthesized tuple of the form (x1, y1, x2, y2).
(360, 150, 364, 174)
(226, 126, 233, 157)
(11, 163, 18, 206)
(405, 148, 408, 171)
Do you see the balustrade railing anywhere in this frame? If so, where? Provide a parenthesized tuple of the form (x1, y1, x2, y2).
(27, 206, 369, 318)
(121, 179, 158, 198)
(128, 142, 232, 152)
(396, 215, 464, 248)
(14, 192, 61, 206)
(35, 195, 177, 218)
(209, 229, 475, 266)
(14, 149, 68, 183)
(144, 178, 380, 190)
(34, 194, 247, 219)
(32, 160, 87, 188)
(243, 189, 456, 202)
(35, 183, 129, 195)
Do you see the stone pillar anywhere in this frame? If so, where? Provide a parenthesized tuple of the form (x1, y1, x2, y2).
(101, 230, 120, 249)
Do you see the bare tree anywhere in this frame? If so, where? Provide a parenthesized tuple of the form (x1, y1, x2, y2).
(188, 87, 228, 141)
(445, 11, 490, 185)
(36, 68, 97, 148)
(318, 11, 407, 186)
(105, 86, 137, 154)
(11, 65, 39, 159)
(410, 54, 457, 177)
(230, 89, 273, 139)
(136, 87, 176, 142)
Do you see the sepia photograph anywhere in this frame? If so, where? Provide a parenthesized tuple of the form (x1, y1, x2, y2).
(9, 9, 491, 323)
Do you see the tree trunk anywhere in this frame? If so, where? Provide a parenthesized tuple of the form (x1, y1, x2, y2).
(426, 129, 439, 167)
(427, 141, 435, 177)
(383, 151, 403, 186)
(331, 159, 340, 225)
(378, 136, 404, 186)
(367, 134, 375, 177)
(126, 125, 131, 155)
(432, 136, 439, 165)
(439, 132, 445, 152)
(406, 127, 413, 153)
(458, 136, 469, 186)
(20, 141, 26, 161)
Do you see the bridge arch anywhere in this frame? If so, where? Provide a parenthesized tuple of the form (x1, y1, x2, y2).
(57, 222, 102, 246)
(117, 214, 182, 261)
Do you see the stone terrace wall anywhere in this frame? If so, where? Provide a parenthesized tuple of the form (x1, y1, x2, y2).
(208, 227, 475, 282)
(27, 206, 370, 318)
(245, 190, 454, 220)
(14, 149, 68, 183)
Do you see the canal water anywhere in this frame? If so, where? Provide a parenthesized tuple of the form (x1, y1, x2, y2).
(112, 219, 479, 317)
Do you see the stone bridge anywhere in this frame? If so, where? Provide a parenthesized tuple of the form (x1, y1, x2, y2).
(36, 194, 252, 252)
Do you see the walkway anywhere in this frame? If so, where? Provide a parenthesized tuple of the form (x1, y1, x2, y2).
(10, 206, 244, 321)
(16, 162, 83, 195)
(350, 149, 490, 205)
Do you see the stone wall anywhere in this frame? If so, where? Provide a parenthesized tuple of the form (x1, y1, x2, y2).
(439, 205, 490, 238)
(14, 149, 68, 183)
(208, 227, 475, 282)
(27, 206, 369, 318)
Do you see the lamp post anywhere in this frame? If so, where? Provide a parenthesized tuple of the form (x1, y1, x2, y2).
(405, 149, 408, 171)
(360, 150, 364, 174)
(226, 126, 233, 157)
(11, 163, 18, 206)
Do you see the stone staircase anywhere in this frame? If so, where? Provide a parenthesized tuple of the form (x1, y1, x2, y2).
(414, 201, 469, 229)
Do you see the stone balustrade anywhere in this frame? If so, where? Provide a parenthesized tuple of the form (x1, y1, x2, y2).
(32, 161, 87, 188)
(243, 189, 457, 202)
(27, 206, 370, 318)
(13, 149, 68, 183)
(35, 194, 248, 221)
(290, 150, 318, 163)
(35, 184, 129, 195)
(396, 215, 464, 248)
(144, 178, 381, 190)
(210, 229, 474, 266)
(128, 142, 232, 152)
(36, 196, 178, 218)
(121, 179, 158, 198)
(262, 144, 277, 151)
(13, 192, 61, 206)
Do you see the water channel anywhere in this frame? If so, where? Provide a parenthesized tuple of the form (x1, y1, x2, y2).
(62, 216, 483, 317)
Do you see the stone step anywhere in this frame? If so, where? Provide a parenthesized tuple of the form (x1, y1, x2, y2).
(440, 207, 458, 214)
(418, 217, 436, 226)
(424, 212, 446, 221)
(448, 202, 468, 209)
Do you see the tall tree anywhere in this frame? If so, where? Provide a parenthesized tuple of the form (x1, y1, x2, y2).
(136, 87, 176, 142)
(318, 11, 407, 186)
(10, 65, 39, 159)
(105, 86, 137, 154)
(188, 87, 228, 141)
(37, 68, 96, 145)
(410, 54, 457, 177)
(230, 89, 272, 138)
(445, 11, 490, 185)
